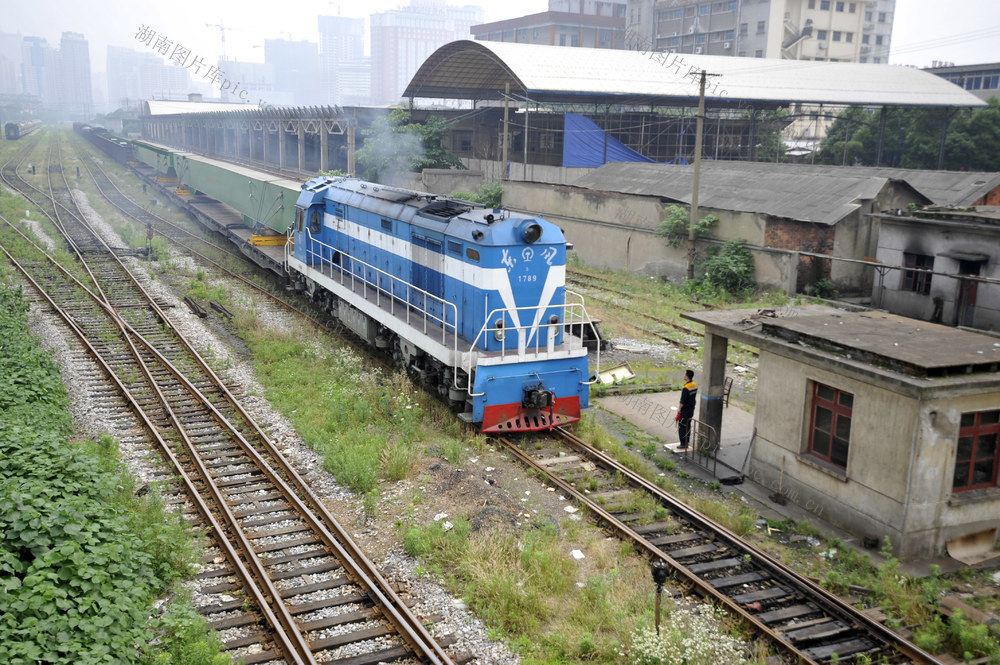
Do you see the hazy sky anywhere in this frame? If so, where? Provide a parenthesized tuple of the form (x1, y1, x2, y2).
(8, 0, 1000, 73)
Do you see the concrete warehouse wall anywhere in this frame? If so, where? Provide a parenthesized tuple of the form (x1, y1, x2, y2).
(503, 181, 799, 292)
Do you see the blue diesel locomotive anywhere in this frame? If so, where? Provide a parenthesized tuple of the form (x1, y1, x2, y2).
(287, 176, 597, 432)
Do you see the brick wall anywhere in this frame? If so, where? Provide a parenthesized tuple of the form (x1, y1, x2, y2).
(765, 219, 836, 292)
(973, 184, 1000, 207)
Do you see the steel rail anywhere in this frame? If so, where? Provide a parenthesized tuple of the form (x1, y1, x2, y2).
(557, 426, 940, 664)
(0, 225, 312, 664)
(7, 146, 329, 663)
(74, 144, 342, 339)
(567, 276, 760, 360)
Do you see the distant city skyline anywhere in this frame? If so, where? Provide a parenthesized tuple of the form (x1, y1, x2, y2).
(6, 0, 999, 76)
(3, 0, 998, 117)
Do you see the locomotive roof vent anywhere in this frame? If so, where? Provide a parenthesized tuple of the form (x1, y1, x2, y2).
(418, 200, 472, 219)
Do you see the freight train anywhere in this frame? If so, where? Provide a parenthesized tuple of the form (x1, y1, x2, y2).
(4, 120, 42, 140)
(73, 123, 133, 164)
(80, 130, 599, 432)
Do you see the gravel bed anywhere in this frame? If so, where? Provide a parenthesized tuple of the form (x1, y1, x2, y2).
(18, 217, 57, 251)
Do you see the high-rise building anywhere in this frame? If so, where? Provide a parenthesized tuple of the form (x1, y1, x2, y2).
(59, 32, 93, 119)
(22, 36, 58, 107)
(107, 46, 196, 111)
(218, 59, 290, 106)
(265, 39, 322, 106)
(925, 62, 1000, 103)
(626, 0, 894, 63)
(0, 32, 23, 95)
(472, 0, 627, 49)
(318, 15, 369, 106)
(370, 0, 483, 105)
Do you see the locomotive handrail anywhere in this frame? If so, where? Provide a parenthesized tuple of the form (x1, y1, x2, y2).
(296, 228, 459, 351)
(464, 295, 599, 396)
(565, 290, 601, 386)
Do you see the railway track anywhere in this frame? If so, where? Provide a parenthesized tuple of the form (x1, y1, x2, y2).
(566, 269, 760, 361)
(494, 428, 942, 665)
(0, 135, 462, 665)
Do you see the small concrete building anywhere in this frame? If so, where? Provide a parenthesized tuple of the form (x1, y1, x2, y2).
(684, 305, 1000, 561)
(872, 207, 1000, 332)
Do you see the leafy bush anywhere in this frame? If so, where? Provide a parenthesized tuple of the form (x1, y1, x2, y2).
(804, 278, 838, 299)
(655, 205, 718, 248)
(450, 181, 503, 209)
(0, 281, 218, 665)
(700, 240, 756, 298)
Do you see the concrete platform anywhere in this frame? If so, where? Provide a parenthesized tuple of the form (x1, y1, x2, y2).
(595, 391, 968, 576)
(601, 390, 755, 476)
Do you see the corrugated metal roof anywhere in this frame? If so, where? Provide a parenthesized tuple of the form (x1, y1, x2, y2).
(643, 161, 1000, 208)
(571, 162, 896, 225)
(404, 40, 987, 108)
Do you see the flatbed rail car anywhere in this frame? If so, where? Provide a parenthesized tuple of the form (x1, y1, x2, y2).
(74, 123, 133, 164)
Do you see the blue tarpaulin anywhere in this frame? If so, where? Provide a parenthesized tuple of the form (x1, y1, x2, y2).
(561, 112, 655, 168)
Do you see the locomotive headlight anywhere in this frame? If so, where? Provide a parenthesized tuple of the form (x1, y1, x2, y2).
(520, 221, 542, 244)
(493, 318, 505, 341)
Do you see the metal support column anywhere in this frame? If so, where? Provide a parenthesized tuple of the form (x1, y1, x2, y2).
(699, 331, 728, 440)
(297, 123, 305, 172)
(347, 123, 356, 176)
(279, 125, 286, 170)
(875, 106, 887, 167)
(320, 124, 328, 173)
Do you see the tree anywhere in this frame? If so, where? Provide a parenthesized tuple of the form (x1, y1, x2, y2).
(655, 204, 718, 248)
(752, 108, 789, 163)
(355, 108, 464, 182)
(450, 182, 502, 208)
(815, 100, 1000, 171)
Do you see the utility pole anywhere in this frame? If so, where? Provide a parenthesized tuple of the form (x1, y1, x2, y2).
(688, 70, 718, 280)
(501, 81, 510, 181)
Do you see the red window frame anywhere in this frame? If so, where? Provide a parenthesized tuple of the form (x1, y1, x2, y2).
(808, 382, 853, 469)
(902, 253, 934, 295)
(953, 410, 1000, 493)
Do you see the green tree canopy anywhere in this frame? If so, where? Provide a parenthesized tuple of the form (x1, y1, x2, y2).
(355, 108, 464, 182)
(815, 98, 1000, 171)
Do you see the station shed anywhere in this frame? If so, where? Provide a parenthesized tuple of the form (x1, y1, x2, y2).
(683, 305, 1000, 561)
(404, 40, 986, 177)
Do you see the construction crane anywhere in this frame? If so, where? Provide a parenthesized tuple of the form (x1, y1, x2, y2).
(205, 21, 230, 62)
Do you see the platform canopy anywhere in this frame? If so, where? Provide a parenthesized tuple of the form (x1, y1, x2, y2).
(141, 100, 256, 116)
(403, 40, 988, 109)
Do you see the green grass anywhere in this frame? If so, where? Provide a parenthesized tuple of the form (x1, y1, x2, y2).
(241, 318, 465, 494)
